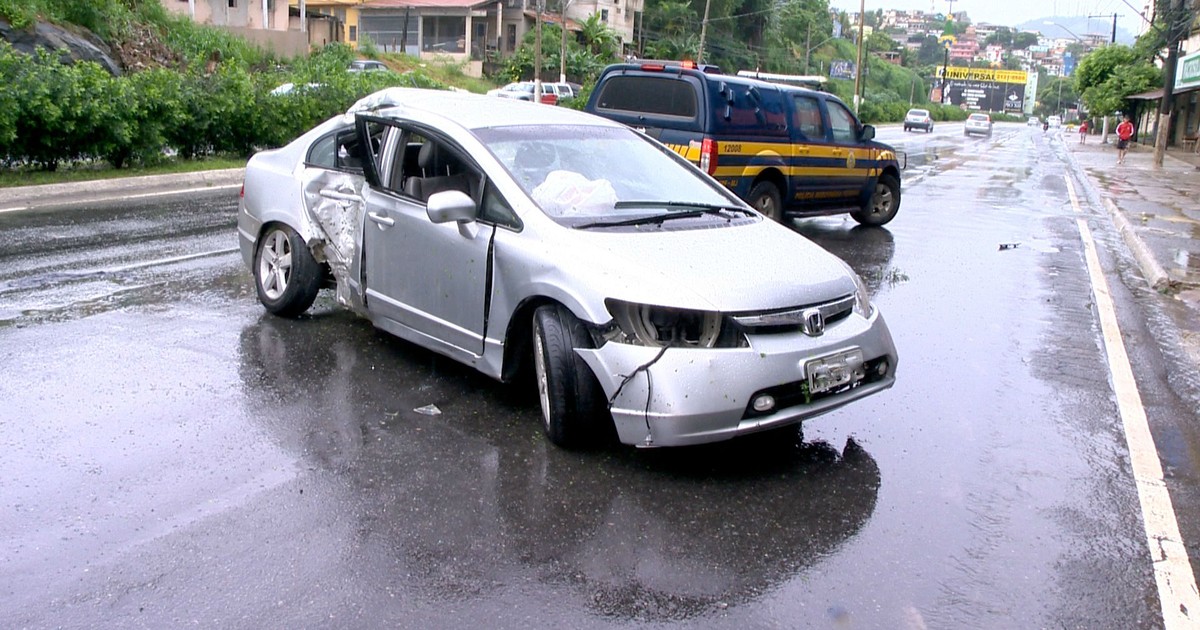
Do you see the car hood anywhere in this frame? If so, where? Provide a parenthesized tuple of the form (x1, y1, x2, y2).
(549, 219, 857, 313)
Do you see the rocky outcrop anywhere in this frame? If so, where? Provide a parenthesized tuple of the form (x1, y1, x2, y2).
(0, 17, 122, 75)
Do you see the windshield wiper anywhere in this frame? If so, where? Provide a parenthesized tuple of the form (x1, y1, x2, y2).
(576, 202, 754, 230)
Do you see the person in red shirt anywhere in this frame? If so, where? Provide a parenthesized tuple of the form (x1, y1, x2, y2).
(1078, 120, 1089, 144)
(1116, 116, 1135, 164)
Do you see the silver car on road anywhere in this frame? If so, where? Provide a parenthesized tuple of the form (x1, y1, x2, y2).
(237, 88, 898, 448)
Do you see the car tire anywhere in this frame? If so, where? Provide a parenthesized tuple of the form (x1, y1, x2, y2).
(254, 223, 321, 318)
(748, 181, 783, 222)
(532, 304, 607, 449)
(904, 125, 910, 132)
(927, 126, 933, 133)
(852, 173, 901, 226)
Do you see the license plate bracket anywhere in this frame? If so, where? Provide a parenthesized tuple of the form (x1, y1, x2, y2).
(805, 349, 865, 395)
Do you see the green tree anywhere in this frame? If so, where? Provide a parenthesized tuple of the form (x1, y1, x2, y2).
(578, 13, 620, 59)
(984, 27, 1014, 48)
(1074, 45, 1160, 116)
(1012, 32, 1039, 49)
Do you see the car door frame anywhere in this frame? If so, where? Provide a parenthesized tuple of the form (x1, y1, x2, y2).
(354, 114, 495, 360)
(820, 97, 871, 207)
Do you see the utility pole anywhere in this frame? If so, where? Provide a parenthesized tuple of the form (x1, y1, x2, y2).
(696, 0, 712, 63)
(559, 0, 573, 83)
(1088, 13, 1119, 43)
(852, 0, 865, 113)
(1152, 0, 1185, 168)
(804, 22, 811, 75)
(534, 0, 543, 101)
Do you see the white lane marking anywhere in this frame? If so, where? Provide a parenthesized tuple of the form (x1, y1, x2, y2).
(0, 183, 241, 214)
(1066, 175, 1200, 628)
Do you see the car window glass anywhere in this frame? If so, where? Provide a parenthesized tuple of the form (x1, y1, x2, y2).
(827, 102, 858, 144)
(479, 180, 520, 229)
(792, 95, 825, 140)
(478, 124, 734, 223)
(718, 85, 786, 134)
(381, 128, 481, 206)
(307, 129, 365, 172)
(594, 76, 697, 119)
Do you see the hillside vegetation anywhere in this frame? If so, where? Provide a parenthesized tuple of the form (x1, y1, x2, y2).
(0, 0, 464, 172)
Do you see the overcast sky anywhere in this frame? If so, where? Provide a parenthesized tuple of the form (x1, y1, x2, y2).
(826, 0, 1148, 40)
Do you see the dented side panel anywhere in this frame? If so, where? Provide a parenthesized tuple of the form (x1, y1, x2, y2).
(300, 168, 368, 313)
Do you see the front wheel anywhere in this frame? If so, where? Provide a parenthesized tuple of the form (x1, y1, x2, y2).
(532, 304, 607, 448)
(851, 173, 900, 226)
(254, 224, 321, 317)
(748, 181, 783, 222)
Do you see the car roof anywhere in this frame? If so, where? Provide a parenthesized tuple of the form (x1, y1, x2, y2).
(600, 63, 829, 99)
(349, 87, 624, 131)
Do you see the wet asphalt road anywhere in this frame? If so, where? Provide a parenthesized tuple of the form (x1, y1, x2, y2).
(2, 124, 1199, 629)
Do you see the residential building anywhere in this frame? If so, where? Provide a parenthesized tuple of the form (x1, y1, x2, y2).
(163, 0, 290, 30)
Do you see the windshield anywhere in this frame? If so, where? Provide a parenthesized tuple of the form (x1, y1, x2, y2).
(969, 114, 988, 121)
(909, 110, 928, 117)
(476, 125, 741, 227)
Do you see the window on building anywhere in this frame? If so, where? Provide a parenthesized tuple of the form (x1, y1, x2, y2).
(600, 9, 608, 21)
(506, 24, 516, 52)
(349, 25, 357, 42)
(422, 16, 467, 53)
(228, 0, 236, 7)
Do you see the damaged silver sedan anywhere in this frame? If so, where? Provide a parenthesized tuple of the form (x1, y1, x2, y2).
(237, 88, 898, 448)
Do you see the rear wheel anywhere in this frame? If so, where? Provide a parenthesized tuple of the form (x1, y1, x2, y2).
(851, 173, 900, 226)
(748, 181, 783, 222)
(532, 304, 607, 448)
(254, 224, 321, 317)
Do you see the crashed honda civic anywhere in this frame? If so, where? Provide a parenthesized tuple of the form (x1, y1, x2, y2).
(237, 87, 898, 448)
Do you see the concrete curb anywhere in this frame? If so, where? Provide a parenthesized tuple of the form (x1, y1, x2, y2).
(1103, 197, 1172, 293)
(0, 168, 245, 208)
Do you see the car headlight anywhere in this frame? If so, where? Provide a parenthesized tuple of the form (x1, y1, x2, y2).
(604, 299, 745, 348)
(845, 264, 873, 318)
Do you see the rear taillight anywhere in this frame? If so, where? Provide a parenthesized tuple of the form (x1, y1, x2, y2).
(699, 138, 718, 175)
(239, 184, 244, 198)
(640, 63, 665, 71)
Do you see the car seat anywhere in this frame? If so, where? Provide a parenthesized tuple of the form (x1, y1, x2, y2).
(404, 141, 473, 202)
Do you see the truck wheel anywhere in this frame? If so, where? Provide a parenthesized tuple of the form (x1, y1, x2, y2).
(254, 224, 321, 317)
(748, 181, 782, 222)
(851, 173, 900, 226)
(532, 304, 607, 448)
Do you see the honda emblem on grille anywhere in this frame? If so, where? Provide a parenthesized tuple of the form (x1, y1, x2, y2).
(802, 308, 825, 336)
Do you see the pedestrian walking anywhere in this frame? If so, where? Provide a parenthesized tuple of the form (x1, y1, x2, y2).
(1116, 116, 1134, 164)
(1078, 120, 1088, 144)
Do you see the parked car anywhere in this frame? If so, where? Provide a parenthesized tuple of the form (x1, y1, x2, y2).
(904, 108, 934, 133)
(486, 81, 557, 105)
(546, 82, 580, 101)
(585, 62, 903, 226)
(268, 82, 324, 96)
(963, 112, 993, 137)
(237, 88, 898, 449)
(1027, 116, 1041, 127)
(1047, 115, 1062, 128)
(349, 59, 389, 72)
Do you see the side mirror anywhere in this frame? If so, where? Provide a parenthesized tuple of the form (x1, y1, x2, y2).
(426, 190, 476, 224)
(861, 124, 876, 142)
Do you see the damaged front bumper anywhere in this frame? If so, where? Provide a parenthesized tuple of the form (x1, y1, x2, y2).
(576, 311, 897, 447)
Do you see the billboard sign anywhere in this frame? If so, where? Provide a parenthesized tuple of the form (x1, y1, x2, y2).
(935, 67, 1029, 113)
(1177, 50, 1200, 91)
(830, 60, 856, 81)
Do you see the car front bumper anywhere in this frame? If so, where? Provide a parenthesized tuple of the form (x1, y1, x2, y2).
(576, 310, 897, 447)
